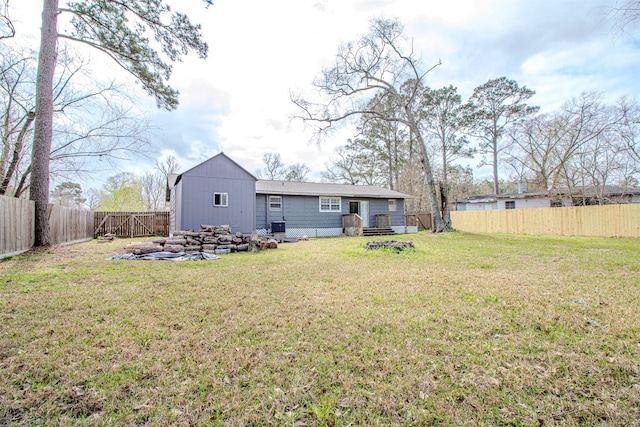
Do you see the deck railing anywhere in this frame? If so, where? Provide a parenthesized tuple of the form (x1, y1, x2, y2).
(342, 213, 363, 236)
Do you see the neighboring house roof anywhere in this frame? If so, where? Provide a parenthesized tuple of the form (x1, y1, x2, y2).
(457, 186, 640, 204)
(256, 180, 411, 199)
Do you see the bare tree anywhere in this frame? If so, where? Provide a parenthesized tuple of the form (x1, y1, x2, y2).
(31, 0, 212, 245)
(255, 152, 286, 180)
(466, 77, 539, 194)
(0, 45, 151, 197)
(419, 84, 475, 227)
(141, 171, 166, 210)
(606, 0, 640, 36)
(322, 139, 389, 186)
(155, 154, 181, 177)
(615, 96, 640, 166)
(0, 0, 14, 40)
(292, 17, 450, 231)
(285, 163, 310, 182)
(321, 146, 362, 185)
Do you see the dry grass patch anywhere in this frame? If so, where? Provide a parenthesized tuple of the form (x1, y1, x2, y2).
(0, 232, 639, 426)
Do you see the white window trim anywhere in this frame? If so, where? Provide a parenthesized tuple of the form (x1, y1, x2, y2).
(319, 196, 341, 212)
(269, 195, 282, 211)
(213, 192, 228, 207)
(388, 199, 397, 212)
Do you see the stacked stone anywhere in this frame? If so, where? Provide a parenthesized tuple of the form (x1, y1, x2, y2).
(129, 224, 278, 256)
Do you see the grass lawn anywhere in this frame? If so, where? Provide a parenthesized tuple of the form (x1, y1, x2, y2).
(0, 231, 639, 426)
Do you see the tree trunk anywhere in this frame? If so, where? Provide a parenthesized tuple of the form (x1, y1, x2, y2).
(404, 106, 450, 232)
(30, 0, 58, 246)
(492, 135, 500, 194)
(439, 181, 452, 229)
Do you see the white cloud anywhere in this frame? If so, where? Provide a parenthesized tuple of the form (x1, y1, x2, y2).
(8, 0, 640, 188)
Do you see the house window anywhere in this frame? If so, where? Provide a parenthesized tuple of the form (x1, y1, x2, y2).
(269, 195, 282, 211)
(551, 199, 563, 208)
(319, 196, 341, 212)
(213, 192, 228, 207)
(388, 199, 397, 212)
(505, 200, 516, 210)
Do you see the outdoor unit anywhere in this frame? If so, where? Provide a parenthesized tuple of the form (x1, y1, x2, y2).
(271, 221, 286, 233)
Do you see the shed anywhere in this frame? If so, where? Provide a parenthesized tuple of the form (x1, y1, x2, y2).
(169, 152, 257, 234)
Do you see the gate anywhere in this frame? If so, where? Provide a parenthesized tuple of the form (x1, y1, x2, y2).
(94, 211, 169, 238)
(405, 212, 432, 230)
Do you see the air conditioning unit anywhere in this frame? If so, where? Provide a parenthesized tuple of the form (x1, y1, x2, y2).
(270, 221, 286, 233)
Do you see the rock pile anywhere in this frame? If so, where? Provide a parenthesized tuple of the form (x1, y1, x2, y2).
(364, 240, 414, 251)
(125, 225, 278, 255)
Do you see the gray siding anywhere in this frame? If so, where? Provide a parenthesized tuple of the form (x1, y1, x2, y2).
(177, 154, 256, 234)
(499, 198, 551, 209)
(256, 195, 405, 229)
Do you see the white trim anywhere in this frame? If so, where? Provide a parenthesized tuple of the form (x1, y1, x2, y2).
(319, 196, 341, 212)
(256, 227, 343, 238)
(213, 192, 228, 207)
(269, 195, 282, 211)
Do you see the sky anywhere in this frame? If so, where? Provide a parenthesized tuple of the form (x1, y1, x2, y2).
(8, 0, 640, 190)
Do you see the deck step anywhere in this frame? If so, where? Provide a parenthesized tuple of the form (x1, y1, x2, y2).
(362, 227, 396, 236)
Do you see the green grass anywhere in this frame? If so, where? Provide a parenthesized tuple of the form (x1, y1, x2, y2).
(0, 232, 639, 426)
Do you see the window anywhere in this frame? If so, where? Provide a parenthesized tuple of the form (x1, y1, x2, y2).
(319, 196, 341, 212)
(550, 199, 563, 208)
(213, 192, 228, 207)
(505, 200, 516, 210)
(269, 195, 282, 211)
(388, 199, 397, 212)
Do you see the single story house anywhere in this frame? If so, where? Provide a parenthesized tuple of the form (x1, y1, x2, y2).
(168, 152, 414, 237)
(455, 186, 640, 211)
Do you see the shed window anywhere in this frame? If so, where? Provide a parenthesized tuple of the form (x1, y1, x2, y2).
(505, 200, 516, 210)
(213, 192, 228, 207)
(319, 196, 341, 212)
(388, 199, 397, 211)
(269, 195, 282, 211)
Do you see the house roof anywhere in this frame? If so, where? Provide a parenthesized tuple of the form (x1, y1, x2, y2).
(256, 180, 411, 199)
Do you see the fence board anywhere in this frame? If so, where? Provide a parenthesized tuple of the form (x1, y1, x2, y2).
(47, 204, 94, 246)
(93, 211, 169, 238)
(451, 204, 640, 238)
(0, 195, 34, 257)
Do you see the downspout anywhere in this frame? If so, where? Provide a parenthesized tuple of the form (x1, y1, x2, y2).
(264, 194, 268, 232)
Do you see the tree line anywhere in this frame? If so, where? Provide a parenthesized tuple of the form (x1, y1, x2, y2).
(1, 0, 212, 246)
(293, 18, 640, 231)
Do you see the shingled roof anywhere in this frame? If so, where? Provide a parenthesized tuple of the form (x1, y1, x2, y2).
(256, 180, 411, 199)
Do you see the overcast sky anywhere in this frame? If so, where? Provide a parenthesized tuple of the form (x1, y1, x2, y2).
(9, 0, 640, 189)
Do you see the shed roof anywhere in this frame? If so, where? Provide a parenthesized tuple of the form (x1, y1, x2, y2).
(256, 180, 411, 199)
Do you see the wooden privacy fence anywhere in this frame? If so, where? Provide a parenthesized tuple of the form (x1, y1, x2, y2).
(1, 195, 34, 257)
(451, 204, 640, 238)
(405, 212, 432, 230)
(94, 211, 169, 238)
(1, 195, 94, 258)
(48, 204, 94, 245)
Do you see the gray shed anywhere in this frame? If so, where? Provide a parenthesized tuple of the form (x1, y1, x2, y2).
(169, 152, 257, 234)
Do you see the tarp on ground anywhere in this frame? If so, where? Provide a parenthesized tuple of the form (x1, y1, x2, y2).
(108, 251, 220, 261)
